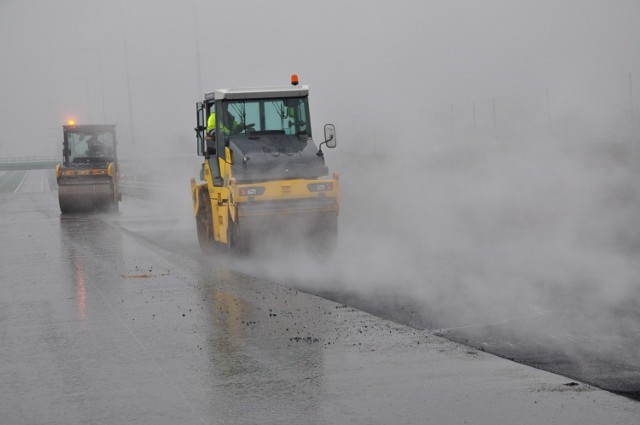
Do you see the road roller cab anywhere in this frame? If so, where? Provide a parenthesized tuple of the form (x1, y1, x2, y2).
(56, 124, 121, 213)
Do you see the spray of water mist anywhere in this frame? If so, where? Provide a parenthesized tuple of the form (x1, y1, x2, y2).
(227, 134, 640, 365)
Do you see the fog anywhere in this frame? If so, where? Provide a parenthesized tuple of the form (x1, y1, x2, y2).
(2, 0, 640, 372)
(2, 1, 639, 157)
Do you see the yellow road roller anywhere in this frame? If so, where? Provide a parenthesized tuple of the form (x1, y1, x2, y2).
(191, 75, 339, 253)
(56, 123, 121, 213)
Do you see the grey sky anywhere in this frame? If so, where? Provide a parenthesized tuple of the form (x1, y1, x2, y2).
(1, 0, 639, 157)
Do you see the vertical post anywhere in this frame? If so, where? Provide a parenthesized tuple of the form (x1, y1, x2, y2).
(76, 48, 106, 124)
(450, 104, 455, 143)
(492, 98, 497, 141)
(121, 1, 138, 181)
(97, 50, 106, 124)
(192, 0, 203, 97)
(472, 101, 477, 137)
(630, 73, 636, 160)
(371, 119, 377, 155)
(546, 88, 551, 137)
(75, 78, 91, 122)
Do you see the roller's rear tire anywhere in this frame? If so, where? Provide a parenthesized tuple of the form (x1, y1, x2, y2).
(196, 210, 215, 253)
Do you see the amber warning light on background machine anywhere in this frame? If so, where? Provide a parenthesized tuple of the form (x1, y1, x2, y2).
(291, 74, 299, 86)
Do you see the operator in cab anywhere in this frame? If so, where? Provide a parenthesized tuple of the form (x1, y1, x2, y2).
(206, 111, 216, 140)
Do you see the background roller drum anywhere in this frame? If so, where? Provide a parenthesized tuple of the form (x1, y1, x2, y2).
(58, 182, 115, 213)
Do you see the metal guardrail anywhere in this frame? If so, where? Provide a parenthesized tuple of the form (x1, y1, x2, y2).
(0, 156, 60, 164)
(0, 158, 60, 171)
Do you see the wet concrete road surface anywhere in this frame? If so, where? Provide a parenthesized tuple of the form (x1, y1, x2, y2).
(2, 170, 640, 424)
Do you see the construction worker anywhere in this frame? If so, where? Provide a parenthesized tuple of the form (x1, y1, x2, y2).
(206, 111, 216, 140)
(286, 103, 306, 134)
(207, 108, 236, 137)
(224, 110, 240, 134)
(87, 135, 109, 157)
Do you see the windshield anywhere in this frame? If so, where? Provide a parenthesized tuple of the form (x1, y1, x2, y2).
(221, 96, 311, 137)
(67, 130, 115, 163)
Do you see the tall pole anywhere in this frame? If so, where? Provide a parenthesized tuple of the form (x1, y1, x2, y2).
(630, 73, 635, 131)
(97, 50, 106, 124)
(450, 104, 455, 143)
(630, 73, 635, 130)
(76, 48, 106, 124)
(121, 1, 138, 181)
(472, 101, 477, 137)
(546, 88, 551, 137)
(630, 73, 636, 160)
(192, 0, 203, 96)
(75, 78, 91, 122)
(492, 98, 497, 141)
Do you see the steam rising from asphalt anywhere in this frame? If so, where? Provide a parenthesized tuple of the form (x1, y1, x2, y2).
(228, 137, 640, 363)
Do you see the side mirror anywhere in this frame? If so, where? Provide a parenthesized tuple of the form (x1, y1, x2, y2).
(324, 124, 337, 148)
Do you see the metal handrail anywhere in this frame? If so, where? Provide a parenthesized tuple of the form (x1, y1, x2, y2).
(0, 156, 60, 164)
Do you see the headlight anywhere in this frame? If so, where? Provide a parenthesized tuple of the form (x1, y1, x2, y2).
(239, 186, 265, 196)
(307, 182, 333, 192)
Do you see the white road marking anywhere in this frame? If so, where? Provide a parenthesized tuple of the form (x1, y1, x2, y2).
(13, 171, 27, 193)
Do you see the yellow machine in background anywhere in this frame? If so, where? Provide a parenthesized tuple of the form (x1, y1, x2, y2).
(56, 123, 121, 213)
(191, 75, 339, 252)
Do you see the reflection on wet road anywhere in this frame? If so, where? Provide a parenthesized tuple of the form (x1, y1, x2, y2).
(1, 170, 639, 424)
(0, 169, 56, 193)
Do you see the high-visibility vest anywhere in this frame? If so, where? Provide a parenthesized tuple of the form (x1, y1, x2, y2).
(207, 112, 216, 132)
(208, 111, 233, 135)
